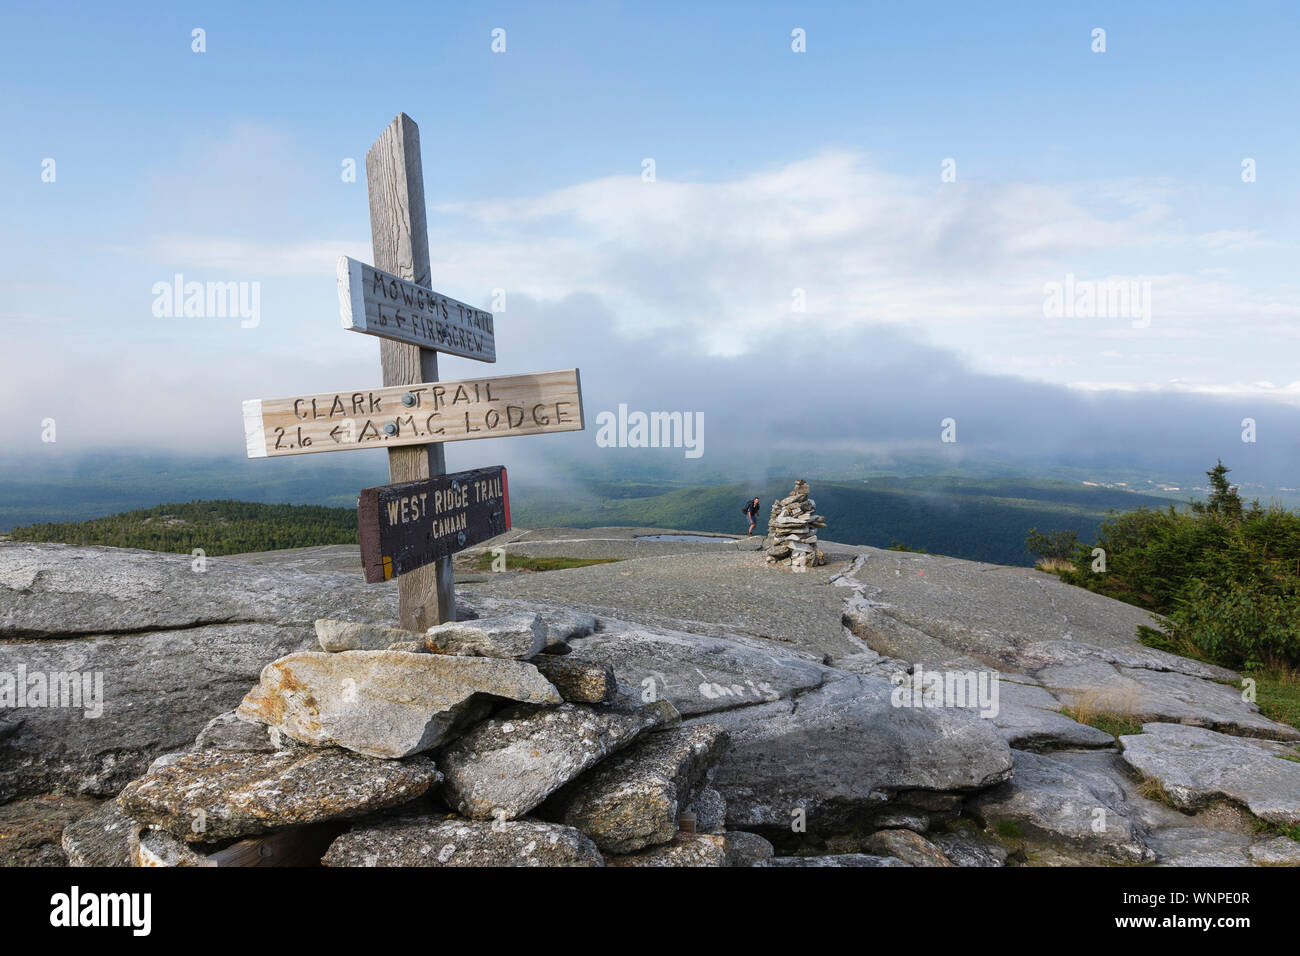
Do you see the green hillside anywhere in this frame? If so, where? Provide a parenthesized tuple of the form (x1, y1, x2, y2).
(4, 478, 1172, 567)
(515, 477, 1171, 566)
(7, 500, 358, 556)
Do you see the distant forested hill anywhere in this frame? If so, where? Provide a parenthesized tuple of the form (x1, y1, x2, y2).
(4, 478, 1173, 566)
(7, 500, 358, 555)
(514, 477, 1175, 566)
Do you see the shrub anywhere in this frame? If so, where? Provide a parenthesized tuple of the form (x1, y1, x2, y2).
(1158, 578, 1300, 670)
(1051, 461, 1300, 670)
(1025, 527, 1079, 563)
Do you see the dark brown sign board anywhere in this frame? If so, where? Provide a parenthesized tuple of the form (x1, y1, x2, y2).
(358, 465, 510, 583)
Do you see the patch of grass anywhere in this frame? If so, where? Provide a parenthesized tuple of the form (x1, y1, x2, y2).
(1058, 687, 1143, 739)
(471, 553, 623, 573)
(1060, 706, 1144, 740)
(1137, 629, 1300, 733)
(1136, 623, 1202, 660)
(887, 541, 928, 554)
(1133, 624, 1201, 660)
(1136, 776, 1176, 808)
(1034, 557, 1075, 573)
(1250, 667, 1300, 731)
(993, 819, 1022, 839)
(1251, 817, 1300, 842)
(1133, 780, 1300, 844)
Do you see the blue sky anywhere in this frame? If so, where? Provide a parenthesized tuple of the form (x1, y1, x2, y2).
(2, 1, 1298, 479)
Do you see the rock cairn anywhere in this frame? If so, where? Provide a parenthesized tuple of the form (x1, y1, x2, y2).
(65, 612, 773, 868)
(765, 479, 826, 569)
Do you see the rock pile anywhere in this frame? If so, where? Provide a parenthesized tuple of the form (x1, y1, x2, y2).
(765, 479, 827, 569)
(68, 613, 771, 867)
(17, 538, 1300, 868)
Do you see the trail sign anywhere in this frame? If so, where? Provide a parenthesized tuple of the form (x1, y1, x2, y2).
(242, 368, 582, 458)
(239, 113, 585, 629)
(338, 255, 496, 362)
(358, 466, 509, 583)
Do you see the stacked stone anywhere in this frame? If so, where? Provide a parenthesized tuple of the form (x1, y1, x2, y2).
(65, 613, 773, 868)
(765, 479, 827, 569)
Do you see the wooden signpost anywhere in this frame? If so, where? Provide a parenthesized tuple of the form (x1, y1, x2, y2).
(240, 113, 583, 629)
(242, 369, 582, 458)
(358, 465, 509, 583)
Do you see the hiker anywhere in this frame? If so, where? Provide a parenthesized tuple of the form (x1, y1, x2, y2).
(742, 497, 761, 535)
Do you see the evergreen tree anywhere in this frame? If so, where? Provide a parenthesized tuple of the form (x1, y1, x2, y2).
(1190, 459, 1243, 522)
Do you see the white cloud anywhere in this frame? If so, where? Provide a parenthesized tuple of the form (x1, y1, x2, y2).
(9, 146, 1300, 460)
(426, 150, 1300, 386)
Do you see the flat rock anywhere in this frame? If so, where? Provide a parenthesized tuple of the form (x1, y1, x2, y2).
(472, 546, 865, 657)
(193, 711, 277, 752)
(322, 816, 603, 867)
(830, 651, 912, 683)
(605, 833, 728, 867)
(865, 828, 953, 867)
(563, 623, 830, 717)
(61, 798, 137, 867)
(685, 786, 727, 834)
(0, 542, 394, 638)
(981, 679, 1115, 751)
(316, 619, 421, 652)
(1119, 723, 1300, 824)
(0, 792, 101, 866)
(1043, 748, 1214, 833)
(132, 827, 211, 867)
(1008, 638, 1241, 684)
(550, 723, 729, 853)
(724, 830, 775, 866)
(1, 622, 316, 800)
(765, 854, 910, 867)
(531, 656, 617, 704)
(843, 548, 1163, 663)
(615, 695, 683, 731)
(457, 596, 599, 646)
(969, 749, 1155, 863)
(440, 703, 659, 820)
(874, 810, 929, 833)
(463, 528, 750, 565)
(1040, 663, 1299, 741)
(135, 821, 343, 867)
(929, 822, 1009, 867)
(0, 542, 398, 799)
(1248, 836, 1300, 866)
(697, 672, 1013, 831)
(425, 614, 547, 660)
(539, 608, 598, 645)
(1146, 827, 1254, 866)
(237, 650, 561, 758)
(118, 747, 440, 843)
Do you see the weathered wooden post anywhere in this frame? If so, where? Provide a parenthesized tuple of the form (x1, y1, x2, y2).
(241, 113, 584, 631)
(365, 113, 455, 629)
